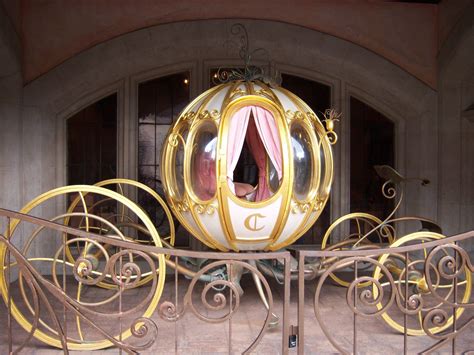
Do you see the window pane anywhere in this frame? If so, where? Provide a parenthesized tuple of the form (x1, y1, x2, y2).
(291, 121, 314, 201)
(190, 121, 217, 201)
(172, 127, 188, 200)
(138, 72, 190, 247)
(67, 93, 117, 185)
(350, 97, 395, 223)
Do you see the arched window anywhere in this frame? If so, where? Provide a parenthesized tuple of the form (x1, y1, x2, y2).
(67, 93, 117, 185)
(281, 74, 331, 245)
(137, 72, 190, 247)
(350, 96, 395, 220)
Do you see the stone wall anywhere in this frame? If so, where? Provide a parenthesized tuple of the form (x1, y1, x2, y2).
(438, 4, 474, 249)
(0, 2, 21, 233)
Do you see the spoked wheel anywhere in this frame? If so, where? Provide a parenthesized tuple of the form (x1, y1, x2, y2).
(64, 179, 175, 289)
(0, 185, 166, 351)
(321, 213, 394, 287)
(373, 232, 472, 336)
(93, 179, 175, 248)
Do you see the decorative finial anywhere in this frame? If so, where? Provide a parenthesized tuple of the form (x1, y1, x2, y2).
(214, 23, 281, 86)
(321, 109, 341, 144)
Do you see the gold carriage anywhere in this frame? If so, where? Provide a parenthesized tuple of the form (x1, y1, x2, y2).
(0, 63, 470, 350)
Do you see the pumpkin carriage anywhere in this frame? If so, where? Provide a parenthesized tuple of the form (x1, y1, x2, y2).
(0, 75, 469, 351)
(0, 25, 470, 351)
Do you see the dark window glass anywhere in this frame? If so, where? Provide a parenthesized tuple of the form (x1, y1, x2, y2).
(281, 74, 331, 245)
(138, 72, 190, 247)
(350, 97, 395, 222)
(67, 94, 117, 185)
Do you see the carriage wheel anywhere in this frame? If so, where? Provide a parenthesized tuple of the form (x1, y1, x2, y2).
(63, 178, 175, 289)
(321, 213, 394, 287)
(373, 232, 472, 336)
(93, 178, 175, 248)
(0, 185, 166, 351)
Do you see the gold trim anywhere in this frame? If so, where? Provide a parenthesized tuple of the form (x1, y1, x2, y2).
(269, 86, 334, 250)
(288, 117, 321, 204)
(184, 119, 219, 204)
(161, 84, 227, 250)
(184, 83, 233, 250)
(217, 93, 292, 248)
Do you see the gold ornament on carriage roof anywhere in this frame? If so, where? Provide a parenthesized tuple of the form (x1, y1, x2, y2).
(161, 55, 336, 252)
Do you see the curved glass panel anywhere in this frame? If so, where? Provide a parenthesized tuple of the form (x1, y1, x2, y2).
(267, 157, 280, 193)
(190, 121, 217, 201)
(172, 128, 188, 199)
(318, 136, 327, 195)
(291, 122, 313, 200)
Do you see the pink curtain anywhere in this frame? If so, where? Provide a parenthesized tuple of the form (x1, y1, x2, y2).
(226, 105, 283, 200)
(226, 106, 252, 194)
(251, 106, 283, 181)
(245, 116, 270, 201)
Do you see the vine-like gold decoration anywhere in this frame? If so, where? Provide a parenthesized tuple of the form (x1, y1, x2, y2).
(291, 202, 311, 214)
(194, 203, 216, 215)
(285, 109, 305, 122)
(198, 109, 220, 121)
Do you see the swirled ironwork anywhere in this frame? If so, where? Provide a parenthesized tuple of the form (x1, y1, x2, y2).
(0, 230, 162, 354)
(1, 174, 473, 355)
(214, 23, 282, 86)
(0, 206, 291, 354)
(158, 259, 276, 353)
(301, 230, 474, 354)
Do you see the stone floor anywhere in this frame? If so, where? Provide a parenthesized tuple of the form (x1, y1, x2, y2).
(0, 273, 473, 354)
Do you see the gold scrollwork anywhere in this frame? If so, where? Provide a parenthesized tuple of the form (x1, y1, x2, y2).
(228, 87, 245, 101)
(198, 110, 220, 121)
(194, 203, 216, 215)
(168, 132, 188, 147)
(313, 198, 325, 212)
(182, 111, 196, 121)
(285, 110, 305, 122)
(325, 131, 338, 145)
(176, 201, 190, 212)
(306, 111, 316, 121)
(255, 88, 273, 100)
(321, 109, 340, 145)
(291, 202, 311, 214)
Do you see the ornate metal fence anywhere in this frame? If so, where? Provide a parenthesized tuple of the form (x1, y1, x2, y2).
(295, 230, 474, 354)
(0, 208, 291, 354)
(1, 207, 473, 354)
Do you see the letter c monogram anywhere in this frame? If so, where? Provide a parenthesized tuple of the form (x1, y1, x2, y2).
(244, 213, 266, 232)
